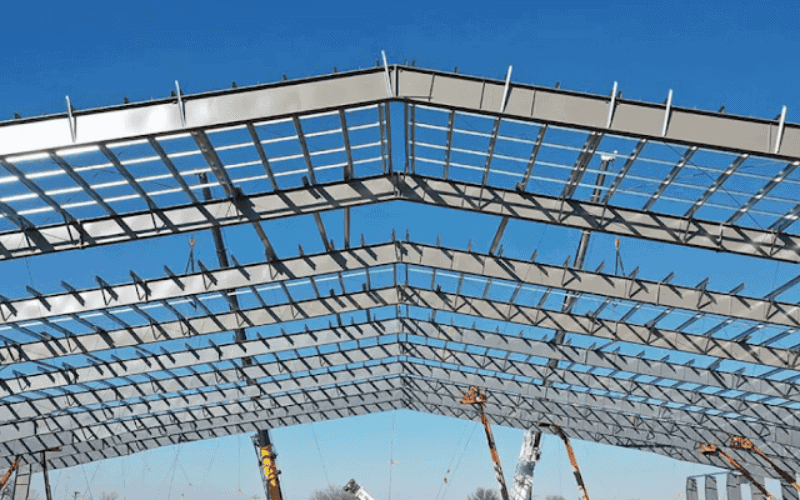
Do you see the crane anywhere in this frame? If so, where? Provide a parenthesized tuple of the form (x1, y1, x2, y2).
(538, 422, 590, 500)
(699, 444, 776, 499)
(0, 457, 19, 494)
(461, 387, 510, 500)
(253, 430, 284, 500)
(728, 436, 800, 493)
(510, 431, 542, 500)
(343, 479, 377, 500)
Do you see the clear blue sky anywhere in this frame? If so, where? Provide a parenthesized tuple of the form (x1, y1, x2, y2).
(2, 1, 799, 499)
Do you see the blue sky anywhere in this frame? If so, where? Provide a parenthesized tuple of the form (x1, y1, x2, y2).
(2, 1, 800, 499)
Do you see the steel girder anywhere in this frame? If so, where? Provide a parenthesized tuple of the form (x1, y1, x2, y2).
(3, 341, 796, 462)
(2, 240, 798, 393)
(3, 174, 800, 265)
(3, 62, 800, 481)
(5, 323, 798, 458)
(4, 283, 800, 450)
(0, 176, 396, 262)
(4, 323, 800, 469)
(398, 175, 800, 264)
(4, 239, 798, 332)
(2, 375, 790, 482)
(3, 282, 799, 428)
(1, 67, 797, 162)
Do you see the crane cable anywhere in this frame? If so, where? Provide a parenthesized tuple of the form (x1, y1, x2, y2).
(388, 411, 396, 500)
(164, 445, 182, 500)
(310, 423, 332, 487)
(439, 421, 480, 500)
(435, 419, 472, 500)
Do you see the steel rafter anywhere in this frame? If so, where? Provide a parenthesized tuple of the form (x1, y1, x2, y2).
(29, 398, 779, 480)
(5, 62, 800, 480)
(4, 174, 800, 263)
(5, 313, 800, 461)
(3, 238, 798, 332)
(3, 246, 800, 417)
(5, 322, 797, 451)
(2, 67, 799, 159)
(398, 175, 800, 263)
(5, 375, 795, 481)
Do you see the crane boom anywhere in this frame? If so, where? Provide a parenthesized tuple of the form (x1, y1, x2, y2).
(539, 422, 590, 500)
(700, 444, 776, 499)
(0, 457, 19, 494)
(729, 436, 800, 493)
(510, 431, 542, 500)
(254, 430, 284, 500)
(343, 479, 376, 500)
(461, 387, 511, 500)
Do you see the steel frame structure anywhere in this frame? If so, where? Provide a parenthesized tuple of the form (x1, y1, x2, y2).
(2, 59, 800, 495)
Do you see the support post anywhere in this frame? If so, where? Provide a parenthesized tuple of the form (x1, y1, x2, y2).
(41, 452, 52, 500)
(726, 473, 742, 500)
(12, 464, 30, 500)
(705, 475, 718, 500)
(686, 477, 699, 500)
(199, 173, 250, 367)
(545, 154, 614, 375)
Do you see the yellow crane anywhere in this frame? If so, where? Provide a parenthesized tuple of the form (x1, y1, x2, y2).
(461, 387, 510, 500)
(254, 430, 284, 500)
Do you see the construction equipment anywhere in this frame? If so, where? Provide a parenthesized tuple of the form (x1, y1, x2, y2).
(343, 479, 377, 500)
(729, 436, 800, 493)
(538, 422, 590, 500)
(0, 457, 19, 494)
(700, 444, 776, 499)
(253, 430, 284, 500)
(510, 431, 542, 500)
(461, 387, 510, 500)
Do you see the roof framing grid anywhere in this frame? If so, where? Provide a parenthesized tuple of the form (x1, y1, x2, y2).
(3, 60, 800, 480)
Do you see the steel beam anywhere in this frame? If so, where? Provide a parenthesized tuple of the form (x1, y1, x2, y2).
(394, 67, 800, 159)
(3, 173, 800, 264)
(561, 132, 603, 198)
(4, 239, 797, 344)
(0, 176, 396, 261)
(601, 139, 647, 204)
(398, 175, 800, 263)
(15, 378, 790, 480)
(5, 323, 800, 461)
(727, 162, 800, 225)
(7, 382, 405, 471)
(0, 287, 399, 397)
(402, 287, 800, 401)
(6, 326, 797, 453)
(1, 66, 798, 162)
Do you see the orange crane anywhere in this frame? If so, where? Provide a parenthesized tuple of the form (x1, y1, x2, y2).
(699, 444, 776, 499)
(0, 457, 19, 494)
(729, 436, 800, 493)
(538, 422, 590, 500)
(461, 387, 510, 500)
